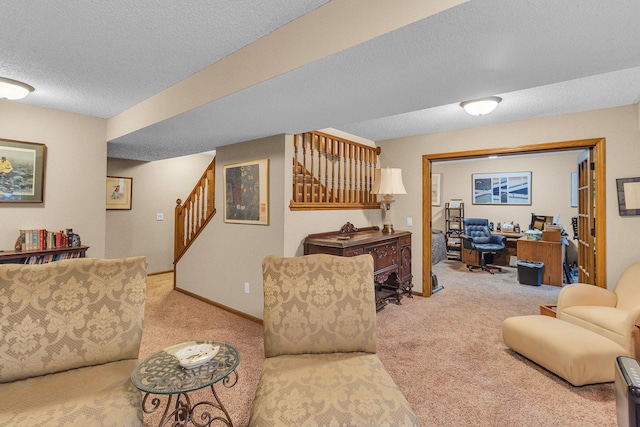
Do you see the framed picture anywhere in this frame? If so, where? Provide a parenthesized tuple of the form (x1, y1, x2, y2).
(223, 158, 269, 225)
(571, 172, 578, 207)
(0, 138, 46, 203)
(106, 176, 133, 210)
(616, 177, 640, 216)
(472, 171, 531, 205)
(431, 173, 441, 206)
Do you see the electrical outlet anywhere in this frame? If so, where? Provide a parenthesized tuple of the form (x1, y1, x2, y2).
(407, 217, 413, 227)
(244, 282, 250, 294)
(156, 213, 164, 221)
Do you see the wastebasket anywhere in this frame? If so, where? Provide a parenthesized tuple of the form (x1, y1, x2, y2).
(517, 260, 544, 286)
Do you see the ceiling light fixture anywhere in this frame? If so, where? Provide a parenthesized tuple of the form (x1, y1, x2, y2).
(0, 77, 35, 100)
(460, 96, 502, 116)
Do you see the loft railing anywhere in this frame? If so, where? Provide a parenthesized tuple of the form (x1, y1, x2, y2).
(174, 157, 216, 263)
(290, 131, 381, 210)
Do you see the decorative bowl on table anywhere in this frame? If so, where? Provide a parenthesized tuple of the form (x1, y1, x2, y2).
(164, 342, 219, 369)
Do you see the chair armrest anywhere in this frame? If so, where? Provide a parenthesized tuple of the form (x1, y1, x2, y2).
(490, 235, 506, 245)
(631, 309, 640, 359)
(556, 283, 617, 312)
(462, 235, 474, 250)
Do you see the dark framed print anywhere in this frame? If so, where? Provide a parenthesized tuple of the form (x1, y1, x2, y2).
(0, 138, 46, 203)
(617, 177, 640, 216)
(106, 176, 133, 210)
(223, 158, 269, 225)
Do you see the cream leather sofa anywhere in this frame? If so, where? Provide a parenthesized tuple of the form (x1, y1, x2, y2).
(556, 262, 640, 358)
(249, 254, 418, 426)
(0, 256, 147, 426)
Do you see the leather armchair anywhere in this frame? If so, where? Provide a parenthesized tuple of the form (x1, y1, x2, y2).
(556, 262, 640, 358)
(463, 218, 506, 274)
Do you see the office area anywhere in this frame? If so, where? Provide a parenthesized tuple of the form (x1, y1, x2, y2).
(432, 149, 581, 286)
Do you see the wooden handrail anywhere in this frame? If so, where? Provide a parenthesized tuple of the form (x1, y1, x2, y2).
(290, 131, 381, 210)
(174, 157, 216, 263)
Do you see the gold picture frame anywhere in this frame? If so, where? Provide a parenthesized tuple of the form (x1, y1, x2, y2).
(223, 159, 269, 225)
(0, 138, 46, 203)
(106, 176, 133, 210)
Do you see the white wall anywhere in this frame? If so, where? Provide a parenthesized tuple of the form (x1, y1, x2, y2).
(432, 151, 580, 263)
(283, 132, 380, 256)
(0, 100, 107, 257)
(378, 104, 640, 292)
(177, 133, 382, 319)
(106, 153, 214, 273)
(176, 135, 286, 319)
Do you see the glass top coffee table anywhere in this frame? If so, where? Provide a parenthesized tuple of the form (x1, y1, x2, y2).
(131, 340, 240, 427)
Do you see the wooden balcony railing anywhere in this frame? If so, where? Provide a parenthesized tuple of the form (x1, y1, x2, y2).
(174, 157, 216, 263)
(290, 131, 381, 210)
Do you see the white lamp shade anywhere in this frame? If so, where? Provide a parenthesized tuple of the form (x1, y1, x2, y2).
(371, 168, 407, 195)
(460, 96, 501, 116)
(0, 77, 35, 100)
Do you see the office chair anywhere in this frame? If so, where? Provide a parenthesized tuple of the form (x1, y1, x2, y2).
(463, 218, 507, 274)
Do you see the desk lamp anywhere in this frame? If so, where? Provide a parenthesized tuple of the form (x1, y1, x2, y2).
(371, 167, 406, 234)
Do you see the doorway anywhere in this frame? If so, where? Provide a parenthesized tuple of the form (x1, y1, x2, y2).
(421, 138, 606, 297)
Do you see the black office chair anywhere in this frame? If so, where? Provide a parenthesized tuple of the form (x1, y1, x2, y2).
(463, 218, 507, 274)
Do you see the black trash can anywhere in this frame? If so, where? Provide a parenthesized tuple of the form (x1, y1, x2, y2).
(517, 260, 544, 286)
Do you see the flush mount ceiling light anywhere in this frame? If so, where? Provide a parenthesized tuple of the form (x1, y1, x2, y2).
(0, 77, 35, 100)
(460, 96, 502, 116)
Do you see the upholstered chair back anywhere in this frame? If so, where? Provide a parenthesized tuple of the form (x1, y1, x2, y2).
(0, 256, 147, 383)
(262, 254, 377, 358)
(613, 262, 640, 311)
(464, 218, 492, 244)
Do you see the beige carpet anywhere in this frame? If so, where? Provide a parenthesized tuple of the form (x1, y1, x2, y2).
(139, 261, 617, 426)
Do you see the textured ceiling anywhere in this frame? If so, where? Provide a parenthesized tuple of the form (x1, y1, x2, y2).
(3, 0, 640, 161)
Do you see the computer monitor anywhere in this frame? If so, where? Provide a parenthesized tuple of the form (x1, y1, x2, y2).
(530, 214, 554, 231)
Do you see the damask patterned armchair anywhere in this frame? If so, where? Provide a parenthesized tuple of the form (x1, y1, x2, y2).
(249, 253, 418, 426)
(0, 256, 147, 426)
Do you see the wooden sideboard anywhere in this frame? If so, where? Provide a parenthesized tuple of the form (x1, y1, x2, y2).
(303, 223, 412, 311)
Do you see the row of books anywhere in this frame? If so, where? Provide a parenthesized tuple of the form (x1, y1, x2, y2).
(20, 229, 73, 251)
(23, 252, 83, 264)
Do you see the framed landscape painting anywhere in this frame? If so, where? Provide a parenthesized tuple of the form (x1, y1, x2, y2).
(223, 158, 269, 225)
(0, 139, 46, 203)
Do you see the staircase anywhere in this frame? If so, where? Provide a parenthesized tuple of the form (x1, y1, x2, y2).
(290, 131, 381, 210)
(174, 157, 216, 263)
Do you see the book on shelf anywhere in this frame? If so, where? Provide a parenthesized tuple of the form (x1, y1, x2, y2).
(19, 229, 72, 251)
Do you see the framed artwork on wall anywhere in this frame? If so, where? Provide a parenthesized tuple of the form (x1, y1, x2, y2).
(571, 172, 578, 207)
(106, 176, 133, 210)
(223, 158, 269, 225)
(472, 171, 531, 205)
(431, 173, 441, 206)
(616, 177, 640, 216)
(0, 138, 46, 203)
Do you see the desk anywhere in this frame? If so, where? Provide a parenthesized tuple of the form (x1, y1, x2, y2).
(517, 238, 565, 286)
(461, 232, 522, 267)
(131, 341, 240, 426)
(303, 224, 412, 310)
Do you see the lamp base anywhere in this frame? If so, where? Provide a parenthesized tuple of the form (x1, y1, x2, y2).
(382, 224, 394, 234)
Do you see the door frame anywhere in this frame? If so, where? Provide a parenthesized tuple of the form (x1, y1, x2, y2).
(422, 137, 606, 296)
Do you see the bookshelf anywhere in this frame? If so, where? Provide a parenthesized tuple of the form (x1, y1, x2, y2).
(0, 246, 89, 264)
(445, 202, 464, 260)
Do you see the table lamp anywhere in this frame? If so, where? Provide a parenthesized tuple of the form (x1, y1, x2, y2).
(371, 167, 406, 234)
